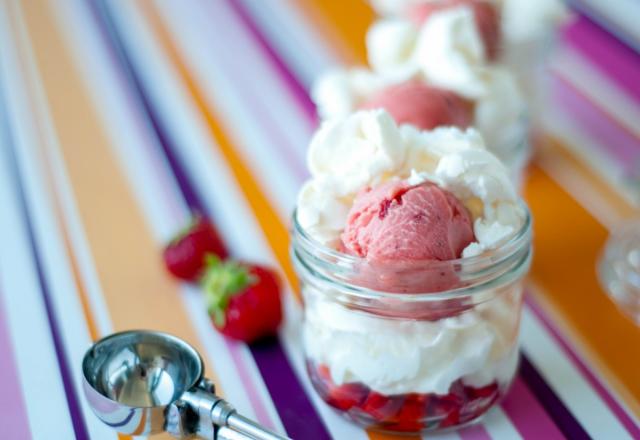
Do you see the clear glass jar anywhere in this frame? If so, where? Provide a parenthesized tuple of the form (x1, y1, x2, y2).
(291, 206, 532, 433)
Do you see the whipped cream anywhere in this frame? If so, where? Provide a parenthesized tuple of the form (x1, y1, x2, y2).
(367, 8, 488, 98)
(303, 288, 519, 394)
(311, 7, 527, 167)
(297, 109, 524, 256)
(368, 0, 568, 45)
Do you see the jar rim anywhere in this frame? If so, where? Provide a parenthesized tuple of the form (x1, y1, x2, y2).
(291, 201, 532, 301)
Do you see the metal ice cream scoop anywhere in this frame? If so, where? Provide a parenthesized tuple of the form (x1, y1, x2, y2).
(82, 330, 290, 440)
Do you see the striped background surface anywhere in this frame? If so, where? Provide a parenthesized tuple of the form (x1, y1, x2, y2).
(0, 0, 638, 439)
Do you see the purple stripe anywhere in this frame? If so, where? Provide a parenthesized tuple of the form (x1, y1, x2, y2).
(0, 90, 90, 439)
(226, 0, 318, 124)
(223, 339, 275, 429)
(501, 377, 567, 439)
(0, 283, 32, 439)
(89, 2, 331, 438)
(526, 297, 640, 438)
(520, 355, 591, 439)
(551, 73, 640, 175)
(563, 15, 640, 104)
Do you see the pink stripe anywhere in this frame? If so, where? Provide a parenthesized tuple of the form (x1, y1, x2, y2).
(526, 297, 640, 438)
(501, 377, 566, 439)
(551, 73, 640, 174)
(0, 285, 32, 439)
(563, 15, 640, 104)
(223, 339, 276, 429)
(458, 423, 492, 440)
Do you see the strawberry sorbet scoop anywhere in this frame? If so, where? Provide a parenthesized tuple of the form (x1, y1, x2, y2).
(359, 82, 473, 131)
(342, 180, 475, 263)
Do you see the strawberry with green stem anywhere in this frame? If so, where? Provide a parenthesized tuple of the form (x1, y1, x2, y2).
(202, 256, 282, 343)
(163, 215, 227, 281)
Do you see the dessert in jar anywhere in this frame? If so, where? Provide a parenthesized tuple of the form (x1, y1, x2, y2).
(365, 0, 569, 119)
(291, 110, 532, 433)
(312, 0, 529, 185)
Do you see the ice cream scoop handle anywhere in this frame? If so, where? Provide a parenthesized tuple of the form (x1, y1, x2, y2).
(227, 412, 290, 440)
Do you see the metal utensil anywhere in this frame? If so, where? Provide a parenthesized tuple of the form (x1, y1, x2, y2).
(82, 330, 290, 439)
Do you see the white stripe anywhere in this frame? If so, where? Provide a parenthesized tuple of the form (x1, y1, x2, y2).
(104, 1, 370, 437)
(482, 407, 523, 440)
(238, 0, 337, 87)
(57, 0, 287, 433)
(549, 45, 640, 142)
(2, 2, 117, 439)
(521, 306, 633, 439)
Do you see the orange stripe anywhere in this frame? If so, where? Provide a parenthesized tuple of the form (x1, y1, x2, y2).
(9, 2, 101, 344)
(131, 409, 148, 436)
(140, 2, 299, 297)
(298, 0, 374, 64)
(285, 0, 359, 64)
(298, 0, 640, 421)
(20, 4, 223, 440)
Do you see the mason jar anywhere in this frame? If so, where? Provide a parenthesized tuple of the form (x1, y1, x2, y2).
(290, 205, 532, 433)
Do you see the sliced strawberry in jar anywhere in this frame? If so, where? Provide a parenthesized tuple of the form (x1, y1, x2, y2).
(392, 393, 429, 431)
(308, 364, 368, 411)
(359, 392, 405, 422)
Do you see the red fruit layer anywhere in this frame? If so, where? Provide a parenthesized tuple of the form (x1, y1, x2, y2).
(308, 362, 500, 432)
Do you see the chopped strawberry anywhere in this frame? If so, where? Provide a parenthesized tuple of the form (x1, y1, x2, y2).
(308, 364, 368, 410)
(392, 393, 429, 431)
(464, 381, 498, 399)
(202, 258, 282, 343)
(359, 392, 404, 422)
(163, 215, 227, 281)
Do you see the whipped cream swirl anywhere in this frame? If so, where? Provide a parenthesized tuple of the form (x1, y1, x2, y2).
(297, 109, 524, 256)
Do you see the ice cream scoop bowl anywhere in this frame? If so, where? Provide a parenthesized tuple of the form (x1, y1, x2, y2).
(82, 330, 289, 439)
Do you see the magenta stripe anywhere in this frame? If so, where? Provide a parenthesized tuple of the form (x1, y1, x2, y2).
(563, 15, 640, 104)
(223, 339, 276, 430)
(501, 377, 566, 439)
(551, 74, 640, 175)
(0, 285, 32, 440)
(458, 423, 492, 440)
(526, 297, 640, 438)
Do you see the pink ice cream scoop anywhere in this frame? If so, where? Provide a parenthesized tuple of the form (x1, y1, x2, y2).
(342, 180, 475, 262)
(359, 82, 473, 131)
(409, 0, 501, 60)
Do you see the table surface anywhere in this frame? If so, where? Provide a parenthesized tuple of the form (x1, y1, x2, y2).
(1, 1, 639, 439)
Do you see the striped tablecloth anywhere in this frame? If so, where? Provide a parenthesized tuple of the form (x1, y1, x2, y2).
(0, 1, 639, 439)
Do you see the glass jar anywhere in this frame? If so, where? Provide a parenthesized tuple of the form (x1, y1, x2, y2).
(290, 205, 532, 433)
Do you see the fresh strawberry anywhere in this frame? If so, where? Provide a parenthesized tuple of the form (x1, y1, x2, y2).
(308, 363, 368, 411)
(163, 215, 227, 281)
(202, 258, 282, 343)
